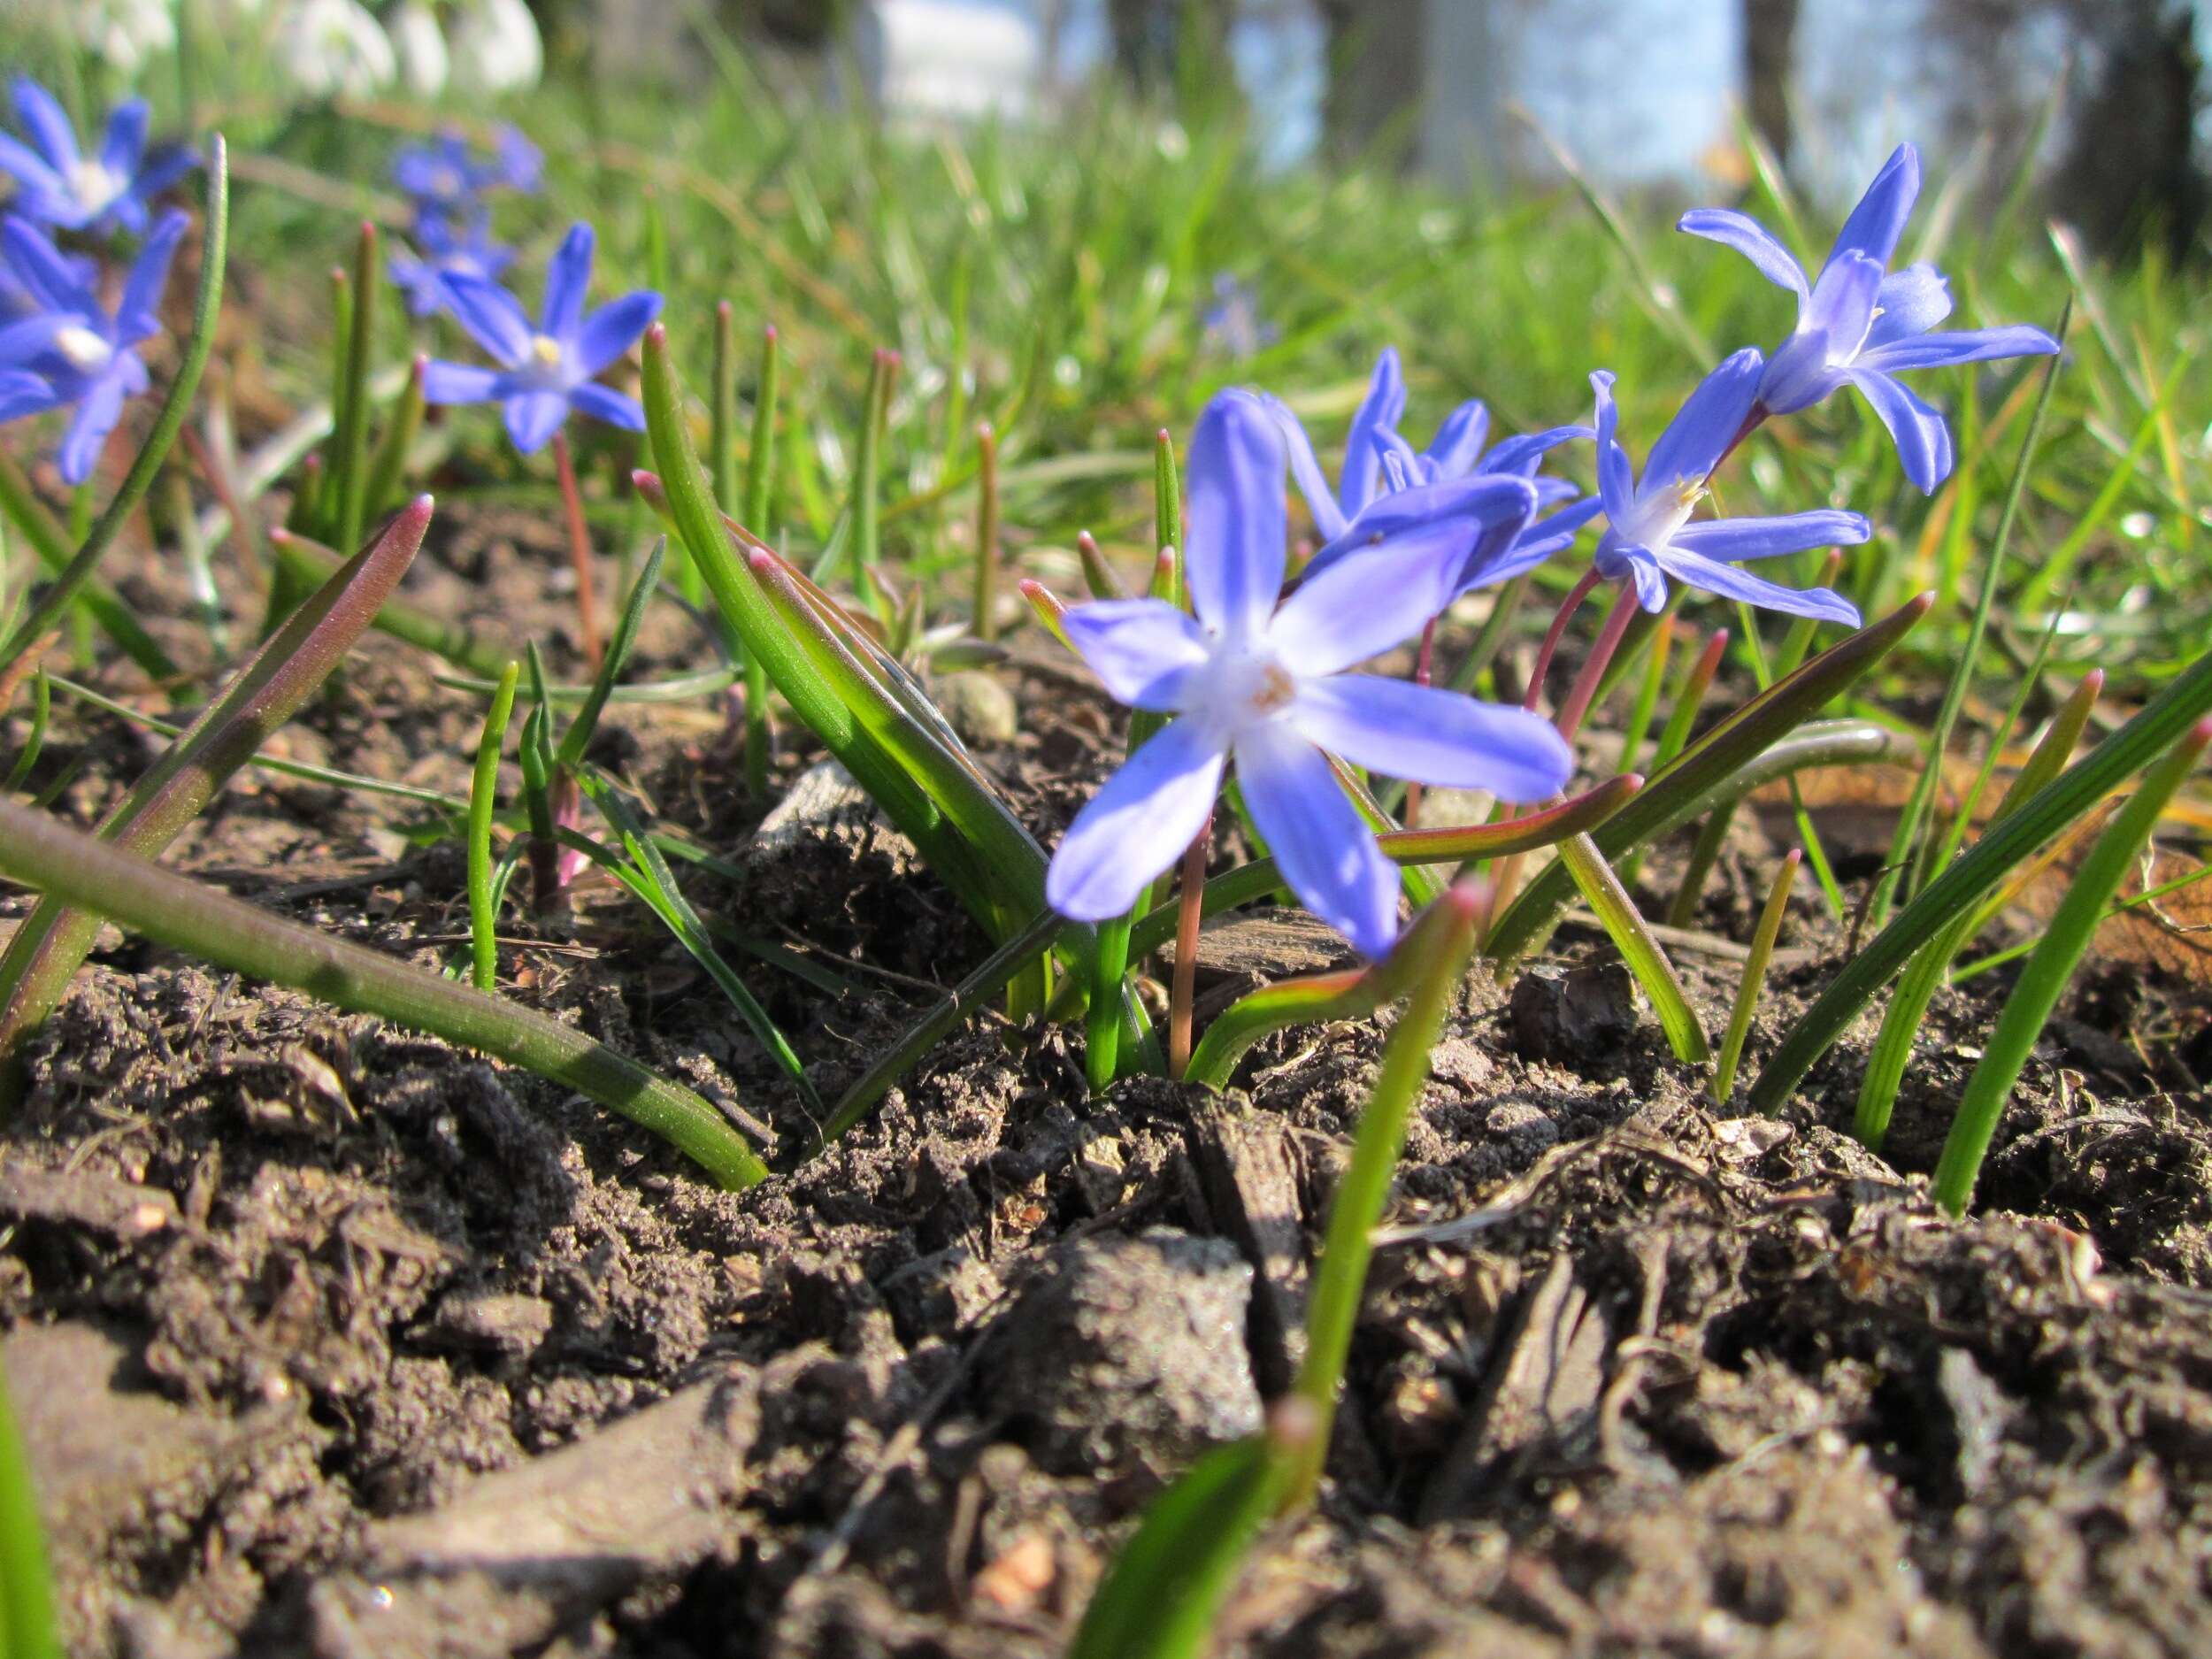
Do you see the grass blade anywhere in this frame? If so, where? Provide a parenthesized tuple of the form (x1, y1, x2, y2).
(1557, 830, 1709, 1063)
(1714, 849, 1800, 1105)
(0, 1352, 59, 1659)
(468, 660, 520, 991)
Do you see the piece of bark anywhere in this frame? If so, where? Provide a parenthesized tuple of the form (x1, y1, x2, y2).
(0, 1159, 179, 1240)
(1420, 1253, 1610, 1523)
(1182, 1094, 1310, 1394)
(304, 1365, 758, 1658)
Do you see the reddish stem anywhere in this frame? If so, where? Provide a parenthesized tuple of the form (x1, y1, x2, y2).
(1168, 811, 1214, 1078)
(551, 429, 603, 672)
(1524, 565, 1602, 714)
(1552, 582, 1642, 742)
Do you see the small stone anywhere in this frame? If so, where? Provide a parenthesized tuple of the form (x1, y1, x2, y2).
(987, 1228, 1260, 1486)
(935, 670, 1019, 745)
(1507, 960, 1647, 1070)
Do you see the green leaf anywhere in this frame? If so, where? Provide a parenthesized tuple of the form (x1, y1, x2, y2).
(1933, 718, 2212, 1213)
(0, 498, 434, 1076)
(1556, 830, 1708, 1063)
(0, 796, 767, 1189)
(1750, 643, 2212, 1113)
(1486, 595, 1931, 965)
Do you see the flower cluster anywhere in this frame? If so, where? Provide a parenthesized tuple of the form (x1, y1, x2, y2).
(388, 124, 540, 319)
(1044, 144, 2061, 961)
(0, 79, 196, 485)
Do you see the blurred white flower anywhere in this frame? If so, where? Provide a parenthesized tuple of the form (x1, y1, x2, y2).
(387, 1, 449, 97)
(273, 0, 397, 99)
(447, 0, 541, 96)
(74, 0, 180, 75)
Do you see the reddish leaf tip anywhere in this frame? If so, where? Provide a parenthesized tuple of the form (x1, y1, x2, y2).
(715, 299, 733, 319)
(646, 320, 667, 347)
(762, 323, 778, 342)
(1783, 847, 1804, 866)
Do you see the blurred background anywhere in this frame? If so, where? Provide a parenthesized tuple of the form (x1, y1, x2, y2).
(13, 0, 2210, 262)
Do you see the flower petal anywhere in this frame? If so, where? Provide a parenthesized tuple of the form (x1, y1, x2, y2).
(1184, 389, 1287, 643)
(1479, 423, 1590, 480)
(573, 289, 662, 374)
(1422, 398, 1489, 480)
(116, 209, 188, 343)
(12, 78, 78, 173)
(0, 367, 53, 422)
(568, 380, 644, 431)
(1278, 477, 1536, 674)
(126, 143, 198, 205)
(98, 99, 150, 177)
(1668, 508, 1870, 563)
(1651, 546, 1862, 626)
(0, 135, 63, 203)
(504, 389, 569, 453)
(1340, 345, 1405, 518)
(1590, 370, 1634, 518)
(541, 221, 594, 342)
(421, 360, 506, 404)
(0, 216, 96, 314)
(1234, 722, 1399, 958)
(1856, 324, 2062, 375)
(1290, 675, 1573, 802)
(58, 373, 127, 486)
(1061, 597, 1212, 712)
(1865, 262, 1951, 347)
(1641, 348, 1763, 491)
(0, 311, 69, 365)
(1046, 716, 1225, 921)
(1801, 251, 1883, 362)
(1595, 541, 1672, 612)
(1847, 367, 1953, 493)
(1255, 392, 1347, 542)
(1677, 207, 1809, 299)
(1460, 496, 1603, 595)
(1826, 142, 1919, 271)
(438, 270, 534, 365)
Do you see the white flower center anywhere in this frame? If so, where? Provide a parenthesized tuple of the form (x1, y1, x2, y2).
(1618, 475, 1704, 552)
(528, 333, 565, 371)
(69, 158, 124, 214)
(55, 324, 112, 371)
(1191, 644, 1299, 741)
(432, 165, 464, 199)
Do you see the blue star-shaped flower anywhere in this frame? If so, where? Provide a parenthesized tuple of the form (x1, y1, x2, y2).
(0, 77, 195, 236)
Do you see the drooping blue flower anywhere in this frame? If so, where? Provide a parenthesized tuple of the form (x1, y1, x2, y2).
(421, 223, 663, 454)
(1046, 389, 1573, 958)
(1588, 351, 1868, 626)
(1268, 348, 1598, 599)
(0, 210, 188, 483)
(1678, 143, 2060, 493)
(392, 124, 542, 224)
(0, 77, 196, 236)
(389, 208, 515, 319)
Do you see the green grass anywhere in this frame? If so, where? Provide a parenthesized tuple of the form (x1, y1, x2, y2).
(35, 40, 2177, 710)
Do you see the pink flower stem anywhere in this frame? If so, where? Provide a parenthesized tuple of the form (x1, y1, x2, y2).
(551, 429, 604, 672)
(1524, 565, 1602, 714)
(1168, 809, 1214, 1079)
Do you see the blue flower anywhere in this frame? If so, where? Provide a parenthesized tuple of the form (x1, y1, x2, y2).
(1678, 143, 2060, 492)
(392, 124, 541, 222)
(421, 223, 663, 453)
(1270, 348, 1598, 599)
(389, 209, 515, 319)
(1588, 352, 1869, 626)
(1045, 389, 1572, 957)
(0, 77, 195, 236)
(0, 210, 188, 483)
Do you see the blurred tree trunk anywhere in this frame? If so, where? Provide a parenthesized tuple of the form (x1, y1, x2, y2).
(1742, 0, 1799, 165)
(2047, 0, 2206, 259)
(1317, 0, 1426, 169)
(1109, 0, 1234, 97)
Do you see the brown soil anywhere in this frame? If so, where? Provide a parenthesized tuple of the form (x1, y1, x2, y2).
(6, 502, 2212, 1658)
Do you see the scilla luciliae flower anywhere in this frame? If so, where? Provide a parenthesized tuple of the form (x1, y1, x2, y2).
(0, 209, 188, 483)
(0, 77, 196, 236)
(1678, 143, 2059, 492)
(423, 223, 661, 452)
(1045, 389, 1574, 957)
(1589, 352, 1869, 625)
